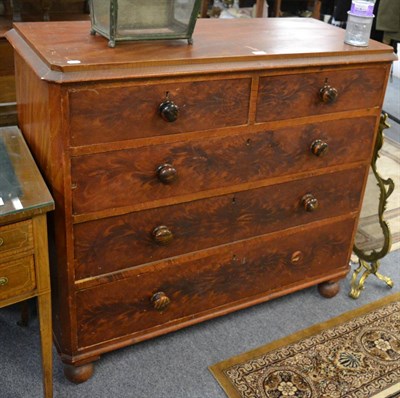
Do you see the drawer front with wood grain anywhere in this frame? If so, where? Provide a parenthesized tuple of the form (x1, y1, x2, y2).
(71, 117, 375, 215)
(76, 217, 355, 347)
(256, 67, 387, 122)
(0, 256, 36, 301)
(69, 78, 251, 146)
(74, 166, 366, 279)
(0, 220, 34, 261)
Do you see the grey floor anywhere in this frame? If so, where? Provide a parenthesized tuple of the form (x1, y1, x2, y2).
(0, 77, 399, 398)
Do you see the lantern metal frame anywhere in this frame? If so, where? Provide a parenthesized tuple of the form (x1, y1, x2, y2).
(89, 0, 202, 47)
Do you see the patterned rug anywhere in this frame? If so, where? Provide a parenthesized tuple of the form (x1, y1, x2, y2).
(210, 292, 400, 398)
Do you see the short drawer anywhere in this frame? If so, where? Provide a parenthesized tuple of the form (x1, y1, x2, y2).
(71, 117, 375, 215)
(256, 67, 387, 122)
(75, 217, 355, 348)
(74, 166, 366, 279)
(0, 256, 36, 302)
(0, 220, 34, 261)
(69, 78, 251, 146)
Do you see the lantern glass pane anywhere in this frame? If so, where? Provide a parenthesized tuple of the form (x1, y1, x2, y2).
(116, 0, 197, 38)
(91, 0, 110, 36)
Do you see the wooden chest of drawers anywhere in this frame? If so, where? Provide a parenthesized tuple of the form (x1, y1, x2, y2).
(6, 18, 395, 383)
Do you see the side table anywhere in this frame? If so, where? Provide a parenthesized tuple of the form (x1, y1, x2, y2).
(0, 126, 54, 397)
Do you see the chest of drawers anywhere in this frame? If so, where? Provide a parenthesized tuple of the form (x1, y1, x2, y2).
(6, 18, 395, 383)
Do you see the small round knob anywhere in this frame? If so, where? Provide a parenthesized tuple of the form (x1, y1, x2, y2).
(156, 163, 177, 184)
(310, 139, 328, 157)
(151, 292, 171, 312)
(0, 277, 9, 286)
(159, 100, 179, 122)
(291, 251, 304, 265)
(152, 225, 174, 245)
(302, 193, 319, 212)
(0, 237, 4, 247)
(319, 82, 338, 103)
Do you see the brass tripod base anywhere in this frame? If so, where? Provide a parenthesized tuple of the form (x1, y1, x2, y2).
(349, 258, 394, 299)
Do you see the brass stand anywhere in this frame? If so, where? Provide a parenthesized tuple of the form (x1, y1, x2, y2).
(350, 114, 395, 299)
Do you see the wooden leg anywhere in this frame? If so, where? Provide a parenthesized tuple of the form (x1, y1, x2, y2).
(37, 293, 53, 398)
(17, 300, 30, 327)
(318, 280, 340, 298)
(64, 362, 95, 384)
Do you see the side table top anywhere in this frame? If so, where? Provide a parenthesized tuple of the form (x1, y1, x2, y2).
(0, 126, 54, 224)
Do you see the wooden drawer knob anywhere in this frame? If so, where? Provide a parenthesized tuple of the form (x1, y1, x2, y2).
(0, 237, 3, 247)
(319, 80, 338, 103)
(152, 225, 174, 245)
(311, 139, 328, 157)
(156, 163, 177, 184)
(0, 277, 9, 286)
(302, 193, 319, 212)
(151, 291, 171, 312)
(291, 251, 304, 265)
(159, 100, 179, 122)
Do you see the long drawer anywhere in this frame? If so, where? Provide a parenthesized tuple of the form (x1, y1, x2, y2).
(256, 67, 387, 122)
(74, 166, 366, 279)
(69, 78, 251, 146)
(76, 217, 355, 348)
(71, 117, 375, 215)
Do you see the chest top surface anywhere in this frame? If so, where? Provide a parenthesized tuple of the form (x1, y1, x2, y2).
(6, 18, 396, 82)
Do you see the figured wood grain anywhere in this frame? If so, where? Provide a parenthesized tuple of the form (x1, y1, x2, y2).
(8, 17, 394, 379)
(76, 217, 354, 348)
(74, 166, 366, 279)
(69, 78, 251, 146)
(256, 67, 388, 122)
(71, 117, 375, 215)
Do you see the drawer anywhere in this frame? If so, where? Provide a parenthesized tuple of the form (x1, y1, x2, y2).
(69, 78, 251, 146)
(256, 67, 387, 122)
(71, 117, 375, 215)
(0, 220, 34, 261)
(76, 217, 355, 348)
(0, 256, 36, 302)
(74, 166, 366, 279)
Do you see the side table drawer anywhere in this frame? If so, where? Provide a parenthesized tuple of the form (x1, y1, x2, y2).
(0, 256, 36, 301)
(256, 67, 387, 122)
(0, 220, 34, 261)
(76, 217, 355, 348)
(69, 78, 251, 146)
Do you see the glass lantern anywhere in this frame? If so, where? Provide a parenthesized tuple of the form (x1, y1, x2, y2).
(89, 0, 202, 47)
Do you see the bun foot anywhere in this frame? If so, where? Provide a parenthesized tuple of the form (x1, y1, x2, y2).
(64, 362, 94, 384)
(318, 280, 340, 298)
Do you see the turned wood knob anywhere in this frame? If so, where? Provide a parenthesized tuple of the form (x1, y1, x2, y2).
(151, 291, 171, 312)
(152, 225, 174, 245)
(159, 100, 179, 122)
(290, 251, 304, 265)
(0, 237, 4, 247)
(0, 277, 9, 286)
(302, 193, 319, 212)
(319, 81, 338, 103)
(311, 139, 328, 157)
(156, 163, 177, 184)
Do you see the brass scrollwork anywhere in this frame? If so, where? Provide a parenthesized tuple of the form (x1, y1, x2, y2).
(349, 114, 395, 299)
